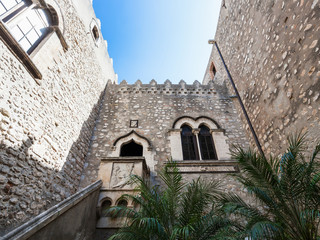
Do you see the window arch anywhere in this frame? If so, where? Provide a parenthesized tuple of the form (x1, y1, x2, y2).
(169, 116, 231, 161)
(181, 125, 199, 160)
(210, 62, 217, 80)
(89, 18, 101, 46)
(120, 140, 143, 157)
(92, 25, 99, 41)
(117, 199, 128, 207)
(101, 199, 112, 217)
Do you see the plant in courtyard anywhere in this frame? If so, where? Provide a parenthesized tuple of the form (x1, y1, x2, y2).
(107, 161, 240, 240)
(220, 133, 320, 240)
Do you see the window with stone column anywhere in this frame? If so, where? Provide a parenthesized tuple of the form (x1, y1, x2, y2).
(169, 116, 230, 161)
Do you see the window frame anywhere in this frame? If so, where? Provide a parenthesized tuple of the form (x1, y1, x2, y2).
(209, 62, 217, 80)
(180, 124, 199, 160)
(0, 0, 68, 79)
(198, 125, 218, 160)
(0, 0, 26, 21)
(7, 6, 53, 54)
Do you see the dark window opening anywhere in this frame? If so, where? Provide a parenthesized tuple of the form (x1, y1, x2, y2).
(198, 125, 217, 160)
(181, 125, 199, 160)
(210, 62, 217, 79)
(120, 141, 143, 157)
(117, 199, 128, 207)
(101, 199, 112, 217)
(92, 25, 99, 40)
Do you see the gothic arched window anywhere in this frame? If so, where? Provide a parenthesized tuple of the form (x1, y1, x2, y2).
(101, 199, 112, 217)
(120, 141, 143, 157)
(170, 116, 231, 161)
(181, 125, 199, 160)
(198, 125, 217, 160)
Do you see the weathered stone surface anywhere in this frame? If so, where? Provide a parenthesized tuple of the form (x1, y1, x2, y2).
(80, 80, 250, 196)
(0, 0, 116, 235)
(203, 0, 320, 156)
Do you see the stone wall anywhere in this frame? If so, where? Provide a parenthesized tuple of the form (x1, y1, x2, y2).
(0, 0, 116, 235)
(80, 79, 249, 187)
(204, 0, 320, 155)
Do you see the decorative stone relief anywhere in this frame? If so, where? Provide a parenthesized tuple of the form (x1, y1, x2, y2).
(110, 162, 135, 189)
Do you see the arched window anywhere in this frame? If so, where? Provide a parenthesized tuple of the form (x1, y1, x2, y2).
(117, 199, 128, 207)
(181, 125, 199, 160)
(92, 25, 99, 41)
(198, 125, 217, 160)
(170, 116, 230, 161)
(210, 62, 217, 80)
(0, 0, 53, 54)
(120, 141, 143, 157)
(101, 199, 112, 217)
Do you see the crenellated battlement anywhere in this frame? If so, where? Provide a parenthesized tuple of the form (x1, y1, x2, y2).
(107, 79, 230, 97)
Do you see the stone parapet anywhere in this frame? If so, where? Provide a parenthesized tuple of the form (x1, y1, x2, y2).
(1, 180, 102, 240)
(114, 79, 230, 98)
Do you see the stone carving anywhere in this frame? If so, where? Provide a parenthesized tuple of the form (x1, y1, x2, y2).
(110, 163, 135, 189)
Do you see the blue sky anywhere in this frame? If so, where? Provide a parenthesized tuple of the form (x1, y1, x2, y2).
(93, 0, 222, 84)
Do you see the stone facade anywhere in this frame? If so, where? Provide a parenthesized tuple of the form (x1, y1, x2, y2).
(80, 79, 249, 187)
(204, 0, 320, 156)
(0, 0, 116, 235)
(2, 0, 318, 237)
(78, 79, 250, 237)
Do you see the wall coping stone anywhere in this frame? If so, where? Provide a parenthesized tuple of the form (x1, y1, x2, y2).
(1, 180, 102, 240)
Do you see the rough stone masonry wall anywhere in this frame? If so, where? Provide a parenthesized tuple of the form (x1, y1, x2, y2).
(204, 0, 320, 155)
(80, 80, 249, 187)
(0, 0, 116, 235)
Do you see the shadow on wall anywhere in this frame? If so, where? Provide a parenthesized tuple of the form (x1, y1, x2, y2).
(0, 89, 106, 236)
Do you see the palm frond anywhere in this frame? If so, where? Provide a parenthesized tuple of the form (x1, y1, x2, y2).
(229, 132, 320, 240)
(178, 178, 220, 226)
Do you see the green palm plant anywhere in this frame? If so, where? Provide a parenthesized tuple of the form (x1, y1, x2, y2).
(221, 133, 320, 240)
(107, 161, 240, 240)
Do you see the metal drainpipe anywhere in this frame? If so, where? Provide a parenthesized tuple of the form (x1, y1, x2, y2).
(209, 40, 265, 158)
